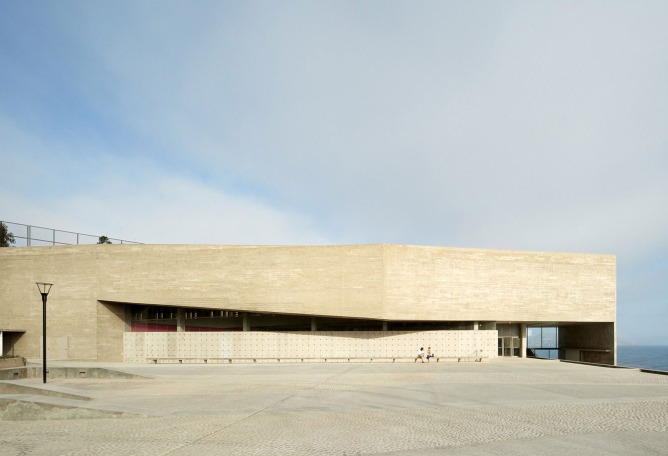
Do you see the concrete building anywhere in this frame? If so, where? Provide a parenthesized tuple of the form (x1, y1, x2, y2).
(0, 244, 616, 364)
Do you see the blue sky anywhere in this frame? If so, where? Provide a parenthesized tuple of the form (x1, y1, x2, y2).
(1, 1, 666, 344)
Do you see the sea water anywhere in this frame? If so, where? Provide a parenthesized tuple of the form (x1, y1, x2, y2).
(617, 345, 668, 371)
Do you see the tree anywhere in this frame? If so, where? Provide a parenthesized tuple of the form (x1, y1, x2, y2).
(0, 222, 16, 247)
(97, 235, 112, 244)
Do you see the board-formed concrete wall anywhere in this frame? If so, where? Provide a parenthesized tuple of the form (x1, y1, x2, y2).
(0, 244, 615, 361)
(383, 245, 616, 322)
(123, 330, 497, 362)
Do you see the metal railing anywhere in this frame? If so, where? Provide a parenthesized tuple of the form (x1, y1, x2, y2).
(528, 347, 562, 359)
(460, 349, 484, 362)
(1, 221, 141, 246)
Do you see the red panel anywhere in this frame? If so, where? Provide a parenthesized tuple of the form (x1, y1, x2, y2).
(131, 322, 241, 332)
(131, 322, 177, 332)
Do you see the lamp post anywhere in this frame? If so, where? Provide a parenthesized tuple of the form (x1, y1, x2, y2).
(36, 283, 53, 384)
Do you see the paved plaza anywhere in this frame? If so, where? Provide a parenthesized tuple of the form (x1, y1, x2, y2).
(1, 358, 667, 455)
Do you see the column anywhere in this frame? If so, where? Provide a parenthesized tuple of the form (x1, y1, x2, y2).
(0, 331, 3, 356)
(243, 314, 250, 332)
(382, 321, 388, 331)
(176, 308, 185, 332)
(520, 323, 527, 358)
(473, 321, 479, 331)
(310, 317, 317, 332)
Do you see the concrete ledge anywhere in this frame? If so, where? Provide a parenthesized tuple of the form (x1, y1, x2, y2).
(7, 366, 149, 380)
(559, 359, 668, 376)
(0, 358, 25, 369)
(0, 368, 26, 380)
(560, 359, 628, 369)
(144, 356, 491, 364)
(0, 382, 92, 401)
(639, 368, 668, 376)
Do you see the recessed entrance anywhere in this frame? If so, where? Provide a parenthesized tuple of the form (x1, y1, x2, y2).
(498, 336, 519, 357)
(0, 330, 26, 357)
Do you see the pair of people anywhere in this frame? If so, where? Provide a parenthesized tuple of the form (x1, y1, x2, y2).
(415, 346, 435, 362)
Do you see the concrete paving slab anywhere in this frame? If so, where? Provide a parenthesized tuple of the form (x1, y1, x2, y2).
(1, 358, 667, 455)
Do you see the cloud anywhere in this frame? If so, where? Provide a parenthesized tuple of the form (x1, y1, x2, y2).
(0, 114, 328, 245)
(3, 2, 667, 251)
(1, 2, 667, 343)
(58, 173, 329, 245)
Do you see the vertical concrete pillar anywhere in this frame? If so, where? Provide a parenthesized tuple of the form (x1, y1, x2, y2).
(124, 306, 133, 332)
(0, 331, 3, 356)
(473, 321, 479, 331)
(613, 321, 617, 366)
(520, 323, 527, 358)
(310, 317, 317, 332)
(243, 314, 250, 332)
(382, 321, 388, 331)
(176, 308, 185, 332)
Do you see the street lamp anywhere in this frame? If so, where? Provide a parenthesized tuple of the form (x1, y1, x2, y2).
(36, 283, 53, 384)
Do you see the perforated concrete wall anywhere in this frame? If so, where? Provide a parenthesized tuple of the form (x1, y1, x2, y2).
(123, 330, 497, 362)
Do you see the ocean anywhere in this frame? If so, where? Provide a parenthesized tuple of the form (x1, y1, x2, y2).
(617, 345, 668, 372)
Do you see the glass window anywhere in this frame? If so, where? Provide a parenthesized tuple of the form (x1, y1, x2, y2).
(541, 327, 558, 348)
(534, 349, 549, 358)
(528, 327, 542, 347)
(527, 327, 559, 349)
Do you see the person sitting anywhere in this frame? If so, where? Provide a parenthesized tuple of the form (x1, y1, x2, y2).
(415, 347, 425, 363)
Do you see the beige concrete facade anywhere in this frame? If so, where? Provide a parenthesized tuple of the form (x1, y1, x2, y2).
(0, 244, 616, 363)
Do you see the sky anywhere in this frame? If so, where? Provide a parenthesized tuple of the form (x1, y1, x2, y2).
(1, 1, 667, 345)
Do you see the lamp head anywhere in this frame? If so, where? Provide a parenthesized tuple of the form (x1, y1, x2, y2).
(36, 282, 53, 296)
